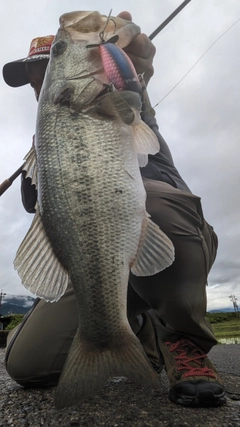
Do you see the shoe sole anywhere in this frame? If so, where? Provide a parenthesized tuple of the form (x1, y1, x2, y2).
(169, 389, 227, 407)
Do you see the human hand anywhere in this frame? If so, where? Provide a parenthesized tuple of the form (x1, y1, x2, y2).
(117, 11, 156, 85)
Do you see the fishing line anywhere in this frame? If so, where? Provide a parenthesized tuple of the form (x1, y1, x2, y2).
(153, 16, 240, 108)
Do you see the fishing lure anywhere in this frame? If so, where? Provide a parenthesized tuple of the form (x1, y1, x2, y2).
(99, 42, 142, 94)
(87, 10, 142, 94)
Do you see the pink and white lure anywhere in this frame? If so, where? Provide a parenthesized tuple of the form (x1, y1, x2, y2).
(99, 42, 142, 94)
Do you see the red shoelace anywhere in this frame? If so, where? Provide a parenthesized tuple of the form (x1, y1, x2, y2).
(166, 339, 216, 379)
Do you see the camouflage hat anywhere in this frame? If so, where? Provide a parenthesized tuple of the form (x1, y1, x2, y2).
(3, 35, 55, 87)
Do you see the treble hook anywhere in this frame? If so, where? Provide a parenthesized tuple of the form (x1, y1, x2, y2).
(99, 9, 117, 43)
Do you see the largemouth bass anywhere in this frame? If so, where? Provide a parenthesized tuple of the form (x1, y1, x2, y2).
(14, 11, 174, 409)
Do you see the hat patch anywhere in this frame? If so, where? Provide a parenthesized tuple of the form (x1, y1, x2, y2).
(28, 35, 55, 58)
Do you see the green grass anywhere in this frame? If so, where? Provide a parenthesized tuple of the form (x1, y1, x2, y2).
(3, 312, 240, 342)
(4, 314, 24, 331)
(206, 312, 240, 341)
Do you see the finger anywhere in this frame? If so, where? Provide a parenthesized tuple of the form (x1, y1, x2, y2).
(124, 34, 156, 60)
(126, 53, 154, 85)
(117, 11, 132, 21)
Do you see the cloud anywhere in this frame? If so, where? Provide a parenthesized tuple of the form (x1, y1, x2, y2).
(0, 0, 240, 314)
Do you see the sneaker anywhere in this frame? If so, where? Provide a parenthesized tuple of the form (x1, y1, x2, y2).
(136, 313, 163, 374)
(159, 338, 226, 407)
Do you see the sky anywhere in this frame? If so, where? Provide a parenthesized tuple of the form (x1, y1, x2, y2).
(0, 0, 239, 311)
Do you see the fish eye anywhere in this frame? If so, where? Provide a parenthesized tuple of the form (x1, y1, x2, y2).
(52, 40, 67, 56)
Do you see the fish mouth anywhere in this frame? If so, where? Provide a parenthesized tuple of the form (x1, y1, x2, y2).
(65, 66, 112, 102)
(65, 67, 105, 82)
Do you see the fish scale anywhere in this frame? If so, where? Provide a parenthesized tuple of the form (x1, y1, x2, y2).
(14, 11, 175, 409)
(37, 103, 144, 334)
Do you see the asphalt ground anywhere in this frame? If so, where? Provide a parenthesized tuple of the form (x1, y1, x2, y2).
(0, 345, 239, 427)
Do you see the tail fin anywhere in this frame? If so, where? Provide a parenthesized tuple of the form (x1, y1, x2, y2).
(55, 330, 160, 409)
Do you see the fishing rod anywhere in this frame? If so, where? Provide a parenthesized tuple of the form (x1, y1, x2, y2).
(0, 164, 24, 196)
(149, 0, 192, 40)
(0, 0, 192, 197)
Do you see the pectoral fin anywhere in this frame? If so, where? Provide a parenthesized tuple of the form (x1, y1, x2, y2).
(96, 91, 159, 167)
(14, 205, 68, 302)
(133, 122, 160, 167)
(131, 215, 175, 276)
(96, 90, 142, 124)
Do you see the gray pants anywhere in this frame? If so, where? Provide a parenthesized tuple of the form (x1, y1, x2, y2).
(5, 178, 218, 386)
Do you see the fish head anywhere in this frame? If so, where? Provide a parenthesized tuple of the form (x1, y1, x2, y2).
(59, 10, 141, 48)
(39, 11, 141, 112)
(40, 25, 105, 111)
